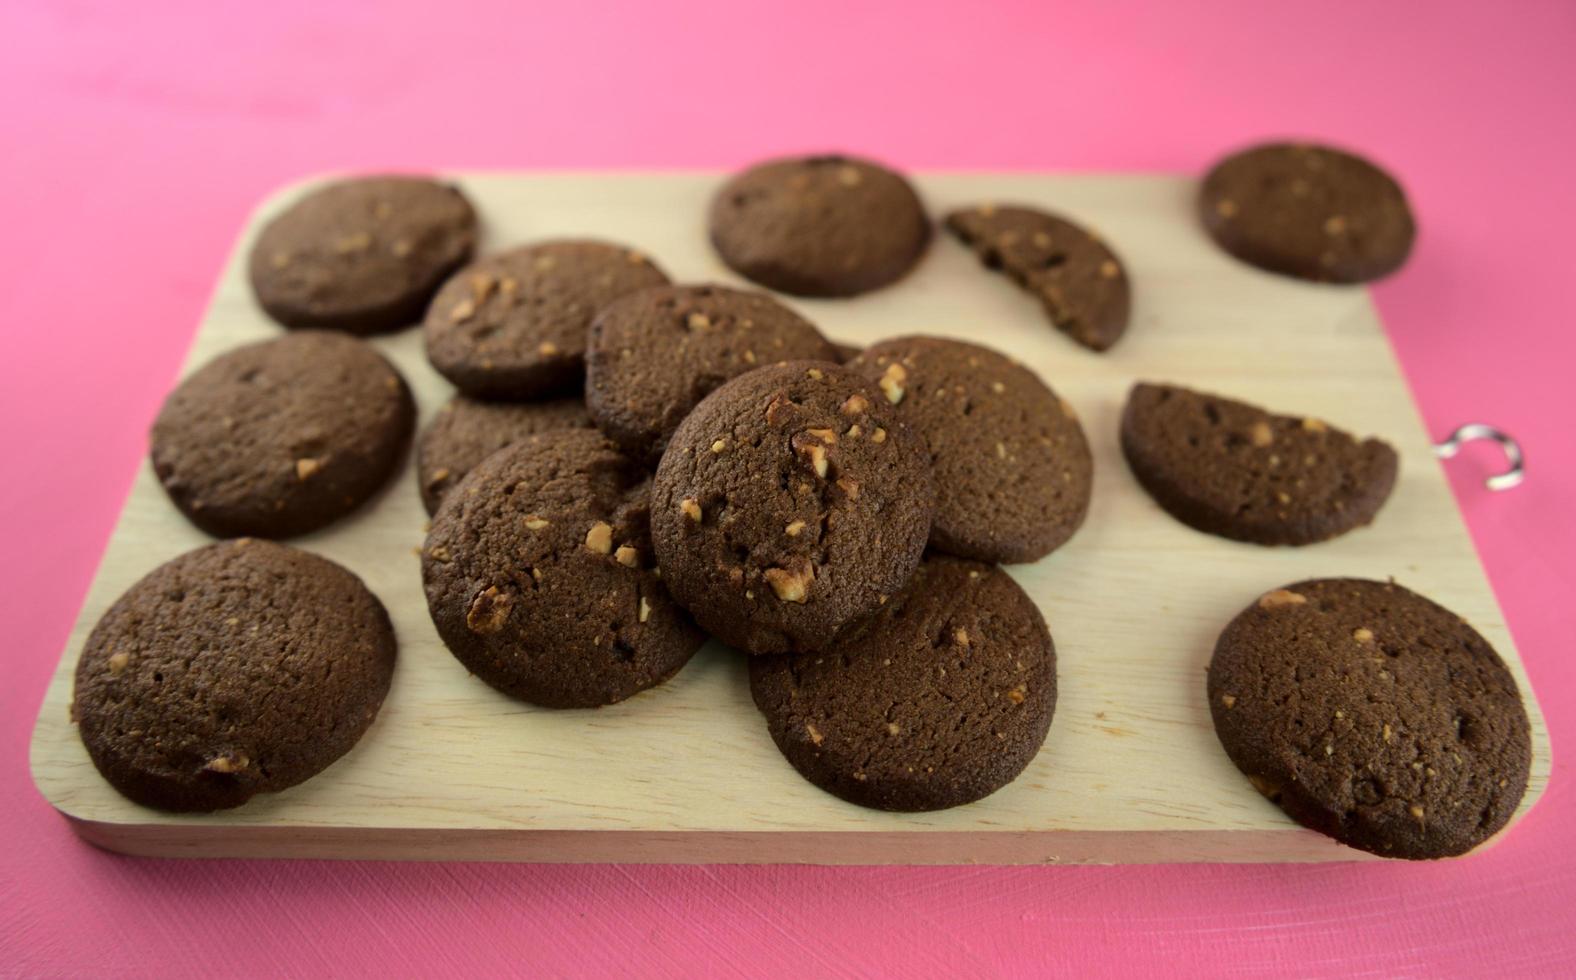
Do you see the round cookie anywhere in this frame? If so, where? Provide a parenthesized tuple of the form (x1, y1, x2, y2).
(416, 395, 595, 515)
(650, 362, 935, 655)
(708, 154, 930, 297)
(586, 284, 840, 464)
(73, 539, 397, 813)
(151, 331, 415, 539)
(749, 555, 1056, 811)
(249, 175, 477, 335)
(422, 429, 704, 708)
(847, 337, 1091, 564)
(1120, 382, 1398, 546)
(1209, 579, 1532, 859)
(1199, 142, 1416, 283)
(424, 241, 669, 399)
(944, 205, 1130, 352)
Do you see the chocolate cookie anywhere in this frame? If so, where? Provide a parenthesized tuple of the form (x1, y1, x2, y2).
(249, 175, 477, 335)
(73, 539, 396, 812)
(1209, 579, 1532, 859)
(424, 241, 669, 399)
(586, 284, 840, 464)
(650, 362, 934, 655)
(151, 332, 415, 539)
(832, 341, 863, 363)
(944, 205, 1130, 351)
(709, 155, 930, 297)
(416, 395, 594, 515)
(847, 337, 1091, 563)
(422, 429, 704, 708)
(1120, 383, 1397, 546)
(749, 555, 1055, 811)
(1199, 142, 1416, 283)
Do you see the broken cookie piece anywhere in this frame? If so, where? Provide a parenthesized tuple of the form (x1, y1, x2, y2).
(944, 205, 1130, 351)
(1119, 382, 1397, 545)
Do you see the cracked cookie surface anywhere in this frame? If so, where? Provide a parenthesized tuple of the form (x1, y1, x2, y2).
(749, 555, 1056, 811)
(424, 240, 669, 399)
(422, 429, 703, 707)
(249, 176, 477, 335)
(1120, 382, 1397, 545)
(73, 539, 396, 812)
(151, 331, 415, 539)
(586, 284, 838, 465)
(650, 362, 934, 655)
(1209, 578, 1531, 859)
(847, 336, 1091, 563)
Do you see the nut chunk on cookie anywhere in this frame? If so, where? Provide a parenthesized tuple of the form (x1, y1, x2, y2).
(944, 205, 1130, 352)
(422, 429, 703, 708)
(249, 175, 477, 335)
(73, 539, 397, 812)
(847, 336, 1092, 563)
(1209, 578, 1531, 859)
(651, 362, 935, 655)
(1119, 382, 1397, 545)
(750, 556, 1056, 811)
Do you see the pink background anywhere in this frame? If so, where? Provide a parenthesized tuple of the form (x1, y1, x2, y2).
(3, 0, 1573, 975)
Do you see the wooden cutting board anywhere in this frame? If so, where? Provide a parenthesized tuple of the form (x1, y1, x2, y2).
(28, 173, 1551, 864)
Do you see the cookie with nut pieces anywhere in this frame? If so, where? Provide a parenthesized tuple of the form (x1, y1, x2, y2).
(650, 361, 935, 655)
(848, 336, 1092, 564)
(151, 331, 415, 539)
(416, 394, 594, 515)
(750, 554, 1056, 811)
(1209, 578, 1531, 859)
(944, 205, 1130, 351)
(1120, 382, 1397, 545)
(422, 429, 704, 708)
(424, 240, 669, 399)
(586, 284, 839, 465)
(1199, 142, 1416, 283)
(709, 154, 931, 297)
(73, 539, 397, 812)
(249, 175, 477, 335)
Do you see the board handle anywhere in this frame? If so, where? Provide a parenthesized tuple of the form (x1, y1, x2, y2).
(1433, 423, 1525, 491)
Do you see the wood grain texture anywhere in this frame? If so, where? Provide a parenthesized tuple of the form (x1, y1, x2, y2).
(27, 173, 1551, 863)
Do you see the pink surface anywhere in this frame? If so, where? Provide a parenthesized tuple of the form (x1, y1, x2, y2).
(3, 0, 1573, 975)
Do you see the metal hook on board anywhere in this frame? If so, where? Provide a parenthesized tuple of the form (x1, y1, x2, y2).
(1432, 424, 1525, 491)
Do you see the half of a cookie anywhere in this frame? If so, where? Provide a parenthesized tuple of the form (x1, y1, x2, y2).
(1120, 382, 1397, 545)
(945, 204, 1129, 352)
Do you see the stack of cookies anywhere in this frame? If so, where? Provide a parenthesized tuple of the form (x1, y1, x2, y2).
(68, 145, 1532, 860)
